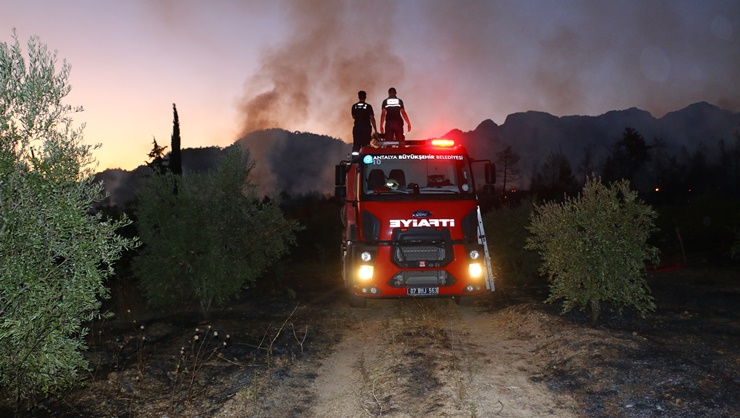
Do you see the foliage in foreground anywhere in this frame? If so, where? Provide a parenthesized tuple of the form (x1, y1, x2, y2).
(133, 145, 301, 315)
(0, 32, 136, 406)
(525, 177, 659, 323)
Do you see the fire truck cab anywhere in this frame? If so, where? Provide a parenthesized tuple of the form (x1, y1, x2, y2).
(335, 139, 496, 307)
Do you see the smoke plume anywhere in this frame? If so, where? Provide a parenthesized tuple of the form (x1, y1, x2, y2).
(239, 0, 404, 140)
(234, 0, 739, 194)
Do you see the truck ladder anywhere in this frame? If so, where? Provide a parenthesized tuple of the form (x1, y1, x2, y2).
(476, 206, 495, 291)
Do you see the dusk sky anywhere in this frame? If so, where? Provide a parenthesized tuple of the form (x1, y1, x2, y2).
(3, 0, 739, 171)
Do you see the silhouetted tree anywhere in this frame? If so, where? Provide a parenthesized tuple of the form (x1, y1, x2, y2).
(170, 103, 182, 176)
(146, 137, 168, 174)
(645, 138, 684, 203)
(718, 138, 733, 194)
(602, 127, 651, 187)
(720, 127, 740, 195)
(531, 151, 579, 202)
(577, 144, 596, 185)
(495, 145, 521, 199)
(684, 145, 719, 194)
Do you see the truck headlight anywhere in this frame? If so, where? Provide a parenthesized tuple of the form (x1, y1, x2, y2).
(469, 262, 483, 278)
(358, 265, 374, 281)
(469, 250, 480, 259)
(360, 251, 372, 262)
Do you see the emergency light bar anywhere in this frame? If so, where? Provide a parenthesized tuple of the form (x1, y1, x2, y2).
(430, 138, 455, 147)
(373, 138, 457, 149)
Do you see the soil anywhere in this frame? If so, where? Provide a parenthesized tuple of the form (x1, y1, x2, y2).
(5, 264, 740, 417)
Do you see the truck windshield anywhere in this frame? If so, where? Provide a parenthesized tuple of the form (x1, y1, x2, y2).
(362, 154, 474, 195)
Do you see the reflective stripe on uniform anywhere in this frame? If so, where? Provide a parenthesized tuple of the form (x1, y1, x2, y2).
(385, 98, 401, 108)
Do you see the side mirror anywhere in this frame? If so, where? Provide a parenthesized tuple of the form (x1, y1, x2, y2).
(335, 164, 346, 187)
(335, 164, 347, 199)
(485, 163, 496, 185)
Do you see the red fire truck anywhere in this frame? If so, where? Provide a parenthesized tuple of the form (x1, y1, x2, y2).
(335, 139, 496, 307)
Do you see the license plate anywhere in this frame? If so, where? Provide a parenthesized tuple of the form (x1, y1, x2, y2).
(407, 287, 439, 296)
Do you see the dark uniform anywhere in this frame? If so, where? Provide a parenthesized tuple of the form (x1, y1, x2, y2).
(352, 101, 375, 152)
(382, 96, 405, 142)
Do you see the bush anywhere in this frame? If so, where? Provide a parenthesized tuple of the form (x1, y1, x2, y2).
(0, 32, 136, 407)
(133, 145, 301, 315)
(525, 177, 659, 324)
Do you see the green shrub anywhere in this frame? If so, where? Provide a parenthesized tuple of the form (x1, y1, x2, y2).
(133, 145, 301, 315)
(0, 32, 136, 407)
(525, 177, 659, 323)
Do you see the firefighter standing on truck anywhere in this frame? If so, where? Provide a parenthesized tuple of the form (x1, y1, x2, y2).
(351, 90, 377, 153)
(380, 87, 411, 143)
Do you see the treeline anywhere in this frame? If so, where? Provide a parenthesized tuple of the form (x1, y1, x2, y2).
(497, 126, 740, 204)
(485, 126, 740, 307)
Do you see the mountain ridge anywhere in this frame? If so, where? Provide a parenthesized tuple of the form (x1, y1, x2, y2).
(96, 102, 740, 208)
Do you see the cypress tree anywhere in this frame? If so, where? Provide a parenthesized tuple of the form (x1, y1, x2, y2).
(170, 103, 182, 176)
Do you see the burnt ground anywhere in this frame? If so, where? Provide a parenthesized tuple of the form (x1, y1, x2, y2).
(3, 263, 739, 417)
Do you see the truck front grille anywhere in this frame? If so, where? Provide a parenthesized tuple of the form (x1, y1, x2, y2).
(391, 227, 453, 268)
(387, 270, 456, 287)
(394, 245, 446, 262)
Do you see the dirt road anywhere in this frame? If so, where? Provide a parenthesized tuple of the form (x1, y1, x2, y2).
(216, 292, 578, 417)
(311, 299, 577, 417)
(214, 267, 740, 418)
(17, 266, 739, 417)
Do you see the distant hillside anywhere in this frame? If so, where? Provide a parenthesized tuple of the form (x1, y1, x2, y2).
(94, 146, 225, 209)
(95, 103, 739, 209)
(95, 132, 350, 209)
(447, 102, 740, 184)
(237, 129, 350, 196)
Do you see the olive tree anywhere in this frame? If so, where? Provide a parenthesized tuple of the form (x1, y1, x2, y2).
(133, 145, 300, 315)
(525, 176, 659, 324)
(0, 32, 136, 406)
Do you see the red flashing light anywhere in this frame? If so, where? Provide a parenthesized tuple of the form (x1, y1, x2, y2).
(430, 138, 455, 147)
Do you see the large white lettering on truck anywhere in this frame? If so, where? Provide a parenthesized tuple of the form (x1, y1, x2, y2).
(389, 219, 455, 228)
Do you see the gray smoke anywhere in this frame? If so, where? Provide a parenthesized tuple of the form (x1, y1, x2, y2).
(237, 0, 404, 194)
(412, 0, 740, 119)
(239, 0, 738, 134)
(239, 0, 404, 139)
(235, 0, 740, 194)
